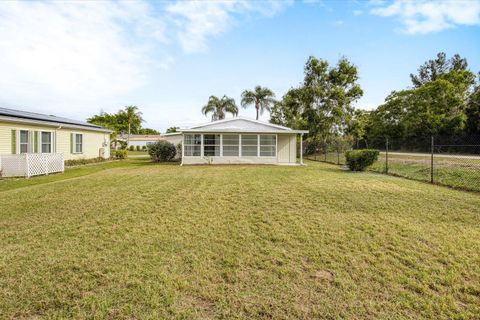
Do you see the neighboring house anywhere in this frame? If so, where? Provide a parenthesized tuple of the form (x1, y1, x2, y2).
(162, 117, 308, 165)
(0, 107, 111, 160)
(120, 134, 164, 148)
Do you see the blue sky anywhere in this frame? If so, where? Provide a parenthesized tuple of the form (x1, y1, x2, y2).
(0, 0, 479, 132)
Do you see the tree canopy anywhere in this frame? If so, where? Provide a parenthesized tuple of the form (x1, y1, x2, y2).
(201, 95, 238, 121)
(88, 106, 158, 135)
(270, 56, 363, 140)
(241, 86, 276, 120)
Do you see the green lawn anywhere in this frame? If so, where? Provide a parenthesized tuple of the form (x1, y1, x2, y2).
(1, 160, 479, 319)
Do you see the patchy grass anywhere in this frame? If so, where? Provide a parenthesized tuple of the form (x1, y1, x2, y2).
(0, 160, 479, 319)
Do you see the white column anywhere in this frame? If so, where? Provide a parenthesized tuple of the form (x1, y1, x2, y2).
(220, 134, 223, 157)
(300, 133, 304, 165)
(239, 134, 242, 157)
(181, 134, 184, 165)
(200, 134, 204, 157)
(257, 134, 260, 157)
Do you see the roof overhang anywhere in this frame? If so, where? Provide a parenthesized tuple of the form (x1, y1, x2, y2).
(0, 115, 112, 133)
(180, 129, 308, 134)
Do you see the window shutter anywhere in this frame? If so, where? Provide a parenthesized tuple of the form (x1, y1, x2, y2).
(70, 133, 74, 153)
(34, 131, 39, 153)
(11, 129, 16, 154)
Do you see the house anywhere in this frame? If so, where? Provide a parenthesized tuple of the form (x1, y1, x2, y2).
(0, 107, 111, 160)
(162, 117, 308, 165)
(120, 134, 164, 149)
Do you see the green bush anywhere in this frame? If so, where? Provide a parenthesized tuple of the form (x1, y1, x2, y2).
(345, 149, 379, 171)
(65, 157, 107, 167)
(129, 145, 135, 151)
(148, 141, 176, 162)
(142, 145, 147, 151)
(136, 145, 141, 151)
(115, 149, 128, 160)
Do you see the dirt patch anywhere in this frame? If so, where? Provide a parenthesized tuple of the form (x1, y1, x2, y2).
(313, 270, 334, 282)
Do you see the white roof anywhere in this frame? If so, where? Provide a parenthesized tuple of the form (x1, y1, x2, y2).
(178, 117, 308, 134)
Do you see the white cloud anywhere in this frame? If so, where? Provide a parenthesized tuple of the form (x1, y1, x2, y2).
(371, 0, 480, 34)
(0, 1, 170, 115)
(166, 0, 292, 53)
(353, 10, 363, 16)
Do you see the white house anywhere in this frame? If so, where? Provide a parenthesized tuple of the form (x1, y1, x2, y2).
(162, 117, 308, 165)
(121, 134, 164, 148)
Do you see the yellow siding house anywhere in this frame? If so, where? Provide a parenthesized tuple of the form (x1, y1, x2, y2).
(0, 107, 111, 160)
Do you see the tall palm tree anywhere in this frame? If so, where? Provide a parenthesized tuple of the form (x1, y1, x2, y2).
(124, 105, 143, 147)
(202, 95, 238, 121)
(241, 85, 276, 120)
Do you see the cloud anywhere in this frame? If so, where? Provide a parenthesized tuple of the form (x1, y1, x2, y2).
(371, 0, 480, 34)
(166, 0, 292, 53)
(0, 1, 171, 114)
(353, 10, 363, 16)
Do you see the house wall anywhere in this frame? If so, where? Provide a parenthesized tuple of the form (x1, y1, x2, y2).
(180, 132, 298, 165)
(277, 134, 297, 164)
(0, 121, 110, 160)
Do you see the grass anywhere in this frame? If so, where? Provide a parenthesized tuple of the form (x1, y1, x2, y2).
(0, 159, 479, 319)
(307, 152, 480, 192)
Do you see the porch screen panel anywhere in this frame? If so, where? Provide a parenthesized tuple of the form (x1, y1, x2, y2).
(184, 134, 201, 156)
(241, 134, 258, 156)
(203, 134, 220, 156)
(222, 134, 239, 156)
(260, 135, 276, 157)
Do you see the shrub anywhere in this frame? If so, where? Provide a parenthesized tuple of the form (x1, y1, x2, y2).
(142, 145, 147, 151)
(148, 141, 176, 162)
(115, 149, 128, 160)
(345, 149, 379, 171)
(65, 157, 107, 167)
(136, 145, 141, 151)
(129, 145, 135, 151)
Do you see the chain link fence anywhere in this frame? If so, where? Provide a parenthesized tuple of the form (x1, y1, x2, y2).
(305, 135, 480, 192)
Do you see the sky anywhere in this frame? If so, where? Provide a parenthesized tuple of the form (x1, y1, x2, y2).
(0, 0, 479, 132)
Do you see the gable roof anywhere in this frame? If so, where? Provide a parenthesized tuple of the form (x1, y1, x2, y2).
(182, 117, 308, 134)
(0, 107, 111, 132)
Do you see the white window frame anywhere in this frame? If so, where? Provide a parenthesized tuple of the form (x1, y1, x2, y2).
(259, 134, 277, 157)
(240, 134, 259, 157)
(73, 133, 84, 154)
(40, 130, 54, 153)
(184, 134, 201, 157)
(221, 134, 240, 157)
(203, 134, 221, 157)
(18, 130, 30, 154)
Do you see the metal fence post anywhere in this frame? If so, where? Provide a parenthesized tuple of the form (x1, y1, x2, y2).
(385, 137, 389, 174)
(430, 135, 434, 184)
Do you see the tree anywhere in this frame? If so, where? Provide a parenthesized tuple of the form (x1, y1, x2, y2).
(137, 128, 160, 135)
(271, 56, 363, 141)
(166, 126, 179, 133)
(241, 85, 276, 120)
(201, 95, 238, 121)
(123, 106, 143, 147)
(410, 52, 470, 88)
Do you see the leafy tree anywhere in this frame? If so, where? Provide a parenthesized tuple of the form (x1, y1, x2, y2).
(137, 128, 160, 135)
(410, 52, 469, 87)
(271, 56, 363, 140)
(466, 79, 480, 134)
(346, 109, 371, 148)
(241, 85, 276, 120)
(201, 95, 238, 121)
(166, 126, 179, 133)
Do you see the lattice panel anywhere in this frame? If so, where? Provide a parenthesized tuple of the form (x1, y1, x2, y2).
(0, 153, 64, 178)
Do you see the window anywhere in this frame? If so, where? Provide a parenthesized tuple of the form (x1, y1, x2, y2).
(74, 133, 83, 153)
(41, 132, 52, 153)
(203, 134, 220, 156)
(19, 130, 29, 153)
(222, 134, 239, 156)
(260, 135, 276, 157)
(184, 134, 201, 156)
(241, 134, 258, 156)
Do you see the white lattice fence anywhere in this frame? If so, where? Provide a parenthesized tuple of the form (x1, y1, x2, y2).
(0, 153, 64, 178)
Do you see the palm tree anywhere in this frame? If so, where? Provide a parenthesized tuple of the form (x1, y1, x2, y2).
(124, 105, 143, 147)
(201, 95, 238, 121)
(241, 85, 276, 120)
